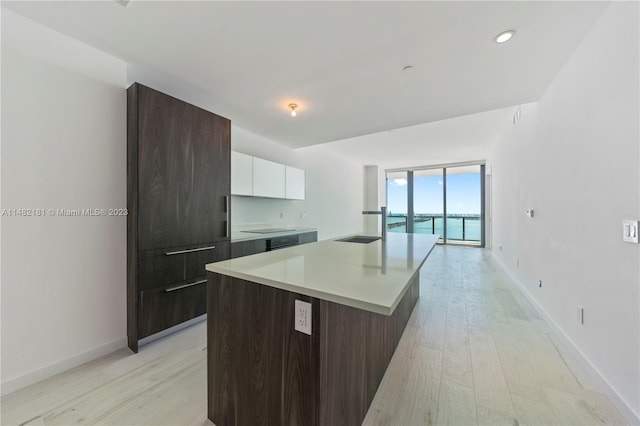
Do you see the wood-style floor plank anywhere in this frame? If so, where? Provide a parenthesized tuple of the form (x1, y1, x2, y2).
(435, 379, 477, 426)
(511, 393, 558, 426)
(469, 327, 515, 417)
(418, 302, 448, 351)
(544, 386, 628, 426)
(41, 343, 207, 425)
(393, 346, 442, 426)
(442, 324, 474, 389)
(476, 404, 518, 426)
(490, 321, 549, 403)
(1, 246, 628, 426)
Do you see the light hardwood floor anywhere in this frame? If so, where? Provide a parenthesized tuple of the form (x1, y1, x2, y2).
(1, 246, 628, 426)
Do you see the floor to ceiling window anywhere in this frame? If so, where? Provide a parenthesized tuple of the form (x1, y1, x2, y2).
(386, 171, 409, 233)
(385, 162, 485, 247)
(413, 168, 445, 243)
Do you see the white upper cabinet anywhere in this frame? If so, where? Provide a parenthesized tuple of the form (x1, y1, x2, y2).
(285, 166, 305, 200)
(231, 151, 253, 196)
(231, 151, 305, 199)
(253, 157, 286, 198)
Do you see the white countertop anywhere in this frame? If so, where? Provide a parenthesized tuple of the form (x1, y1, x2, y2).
(231, 227, 317, 242)
(206, 233, 439, 315)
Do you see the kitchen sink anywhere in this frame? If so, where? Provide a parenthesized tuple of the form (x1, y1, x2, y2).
(336, 236, 382, 244)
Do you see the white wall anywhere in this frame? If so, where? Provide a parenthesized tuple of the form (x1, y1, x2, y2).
(489, 2, 639, 421)
(1, 10, 128, 393)
(231, 126, 364, 240)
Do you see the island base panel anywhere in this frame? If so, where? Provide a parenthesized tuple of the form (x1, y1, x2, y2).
(207, 272, 419, 426)
(207, 273, 320, 426)
(319, 275, 419, 425)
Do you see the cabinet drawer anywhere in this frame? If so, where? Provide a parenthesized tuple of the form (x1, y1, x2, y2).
(231, 239, 267, 258)
(267, 235, 299, 250)
(297, 231, 317, 245)
(139, 242, 229, 291)
(185, 241, 229, 279)
(138, 282, 207, 339)
(138, 248, 185, 291)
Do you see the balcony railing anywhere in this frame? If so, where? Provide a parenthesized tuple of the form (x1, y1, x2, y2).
(387, 214, 481, 242)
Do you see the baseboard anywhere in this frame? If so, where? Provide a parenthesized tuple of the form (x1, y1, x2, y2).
(490, 253, 640, 425)
(0, 337, 127, 397)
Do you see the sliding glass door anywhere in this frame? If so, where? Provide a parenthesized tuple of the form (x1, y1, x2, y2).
(385, 163, 484, 247)
(413, 168, 444, 242)
(445, 165, 482, 245)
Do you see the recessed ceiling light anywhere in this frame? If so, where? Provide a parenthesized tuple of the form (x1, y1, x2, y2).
(494, 30, 515, 44)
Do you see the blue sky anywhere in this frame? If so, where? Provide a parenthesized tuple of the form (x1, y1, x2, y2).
(387, 172, 480, 215)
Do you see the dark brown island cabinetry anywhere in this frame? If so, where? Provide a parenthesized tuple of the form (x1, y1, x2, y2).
(127, 83, 231, 352)
(207, 272, 419, 426)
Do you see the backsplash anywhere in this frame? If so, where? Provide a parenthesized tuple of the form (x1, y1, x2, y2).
(231, 195, 310, 232)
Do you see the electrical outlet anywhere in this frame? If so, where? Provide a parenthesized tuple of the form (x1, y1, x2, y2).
(577, 306, 584, 324)
(294, 300, 311, 335)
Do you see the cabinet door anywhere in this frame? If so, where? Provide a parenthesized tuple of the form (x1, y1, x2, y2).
(253, 157, 285, 198)
(285, 166, 305, 200)
(137, 85, 230, 250)
(231, 152, 253, 196)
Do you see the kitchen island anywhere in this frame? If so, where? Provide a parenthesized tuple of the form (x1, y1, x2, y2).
(205, 232, 438, 426)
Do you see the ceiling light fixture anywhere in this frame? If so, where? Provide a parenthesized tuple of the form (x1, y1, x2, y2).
(288, 103, 298, 117)
(494, 30, 515, 44)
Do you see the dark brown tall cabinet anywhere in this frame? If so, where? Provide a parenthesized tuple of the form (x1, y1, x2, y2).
(127, 83, 231, 352)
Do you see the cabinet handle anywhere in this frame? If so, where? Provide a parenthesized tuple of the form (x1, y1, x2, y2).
(165, 246, 216, 256)
(225, 195, 230, 238)
(164, 279, 207, 292)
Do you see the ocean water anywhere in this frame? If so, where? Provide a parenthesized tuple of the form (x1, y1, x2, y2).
(387, 216, 481, 242)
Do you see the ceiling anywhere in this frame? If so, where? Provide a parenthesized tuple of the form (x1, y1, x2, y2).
(326, 105, 518, 169)
(3, 1, 607, 152)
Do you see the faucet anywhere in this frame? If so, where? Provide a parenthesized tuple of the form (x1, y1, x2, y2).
(362, 206, 387, 240)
